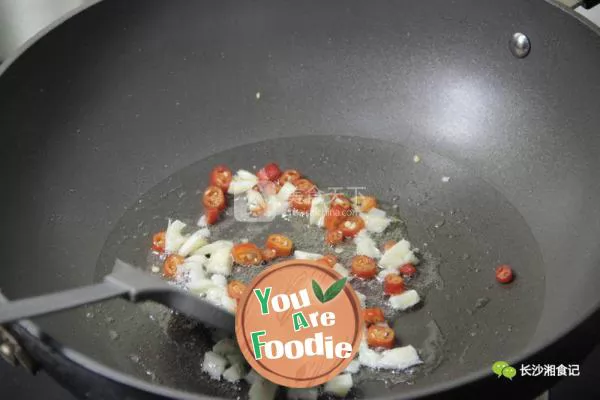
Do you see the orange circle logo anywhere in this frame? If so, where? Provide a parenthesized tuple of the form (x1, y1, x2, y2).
(235, 260, 363, 388)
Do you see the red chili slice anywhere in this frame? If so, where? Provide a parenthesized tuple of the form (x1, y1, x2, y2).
(203, 186, 226, 210)
(232, 243, 263, 266)
(496, 264, 514, 284)
(257, 163, 282, 181)
(325, 229, 344, 246)
(209, 165, 233, 192)
(384, 274, 405, 295)
(152, 231, 166, 253)
(351, 255, 377, 279)
(339, 216, 365, 238)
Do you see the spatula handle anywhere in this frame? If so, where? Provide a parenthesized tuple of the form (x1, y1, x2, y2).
(0, 282, 127, 324)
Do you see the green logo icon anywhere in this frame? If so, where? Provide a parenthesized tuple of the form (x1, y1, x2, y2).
(492, 361, 510, 377)
(502, 366, 517, 380)
(312, 277, 347, 304)
(492, 361, 517, 380)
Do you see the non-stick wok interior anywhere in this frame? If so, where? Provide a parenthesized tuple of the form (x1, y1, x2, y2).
(1, 0, 600, 398)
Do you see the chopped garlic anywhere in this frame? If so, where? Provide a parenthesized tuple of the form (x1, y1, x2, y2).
(324, 374, 353, 397)
(344, 359, 361, 374)
(358, 345, 383, 368)
(249, 377, 278, 400)
(226, 352, 245, 366)
(211, 274, 228, 287)
(377, 268, 397, 280)
(212, 338, 239, 356)
(192, 240, 234, 256)
(220, 295, 237, 314)
(228, 170, 259, 195)
(333, 263, 349, 278)
(377, 345, 422, 369)
(360, 208, 391, 233)
(389, 290, 421, 310)
(309, 195, 326, 225)
(223, 363, 245, 383)
(202, 351, 227, 380)
(379, 239, 419, 269)
(178, 228, 210, 257)
(165, 219, 188, 253)
(287, 387, 319, 400)
(277, 182, 297, 202)
(247, 189, 266, 215)
(188, 278, 218, 294)
(205, 247, 233, 276)
(355, 291, 366, 307)
(294, 250, 323, 260)
(354, 230, 381, 259)
(245, 369, 262, 385)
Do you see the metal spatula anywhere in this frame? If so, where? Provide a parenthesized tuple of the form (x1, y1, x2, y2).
(0, 260, 235, 332)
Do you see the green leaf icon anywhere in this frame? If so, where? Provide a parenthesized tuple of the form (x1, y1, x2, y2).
(322, 277, 348, 303)
(312, 280, 325, 303)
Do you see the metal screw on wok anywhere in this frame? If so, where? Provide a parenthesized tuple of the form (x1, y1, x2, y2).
(509, 32, 531, 58)
(0, 342, 13, 359)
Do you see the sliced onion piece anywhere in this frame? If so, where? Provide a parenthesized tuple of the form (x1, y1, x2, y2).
(202, 351, 227, 380)
(323, 374, 353, 397)
(389, 290, 421, 310)
(165, 219, 188, 253)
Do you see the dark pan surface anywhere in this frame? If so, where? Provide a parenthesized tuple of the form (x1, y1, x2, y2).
(90, 136, 544, 397)
(1, 0, 600, 398)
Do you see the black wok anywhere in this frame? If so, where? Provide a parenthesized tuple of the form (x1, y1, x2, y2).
(1, 0, 600, 399)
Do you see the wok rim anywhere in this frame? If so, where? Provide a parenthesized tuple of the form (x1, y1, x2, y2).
(1, 0, 599, 398)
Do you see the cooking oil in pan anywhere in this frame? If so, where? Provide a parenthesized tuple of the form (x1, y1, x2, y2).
(95, 135, 545, 398)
